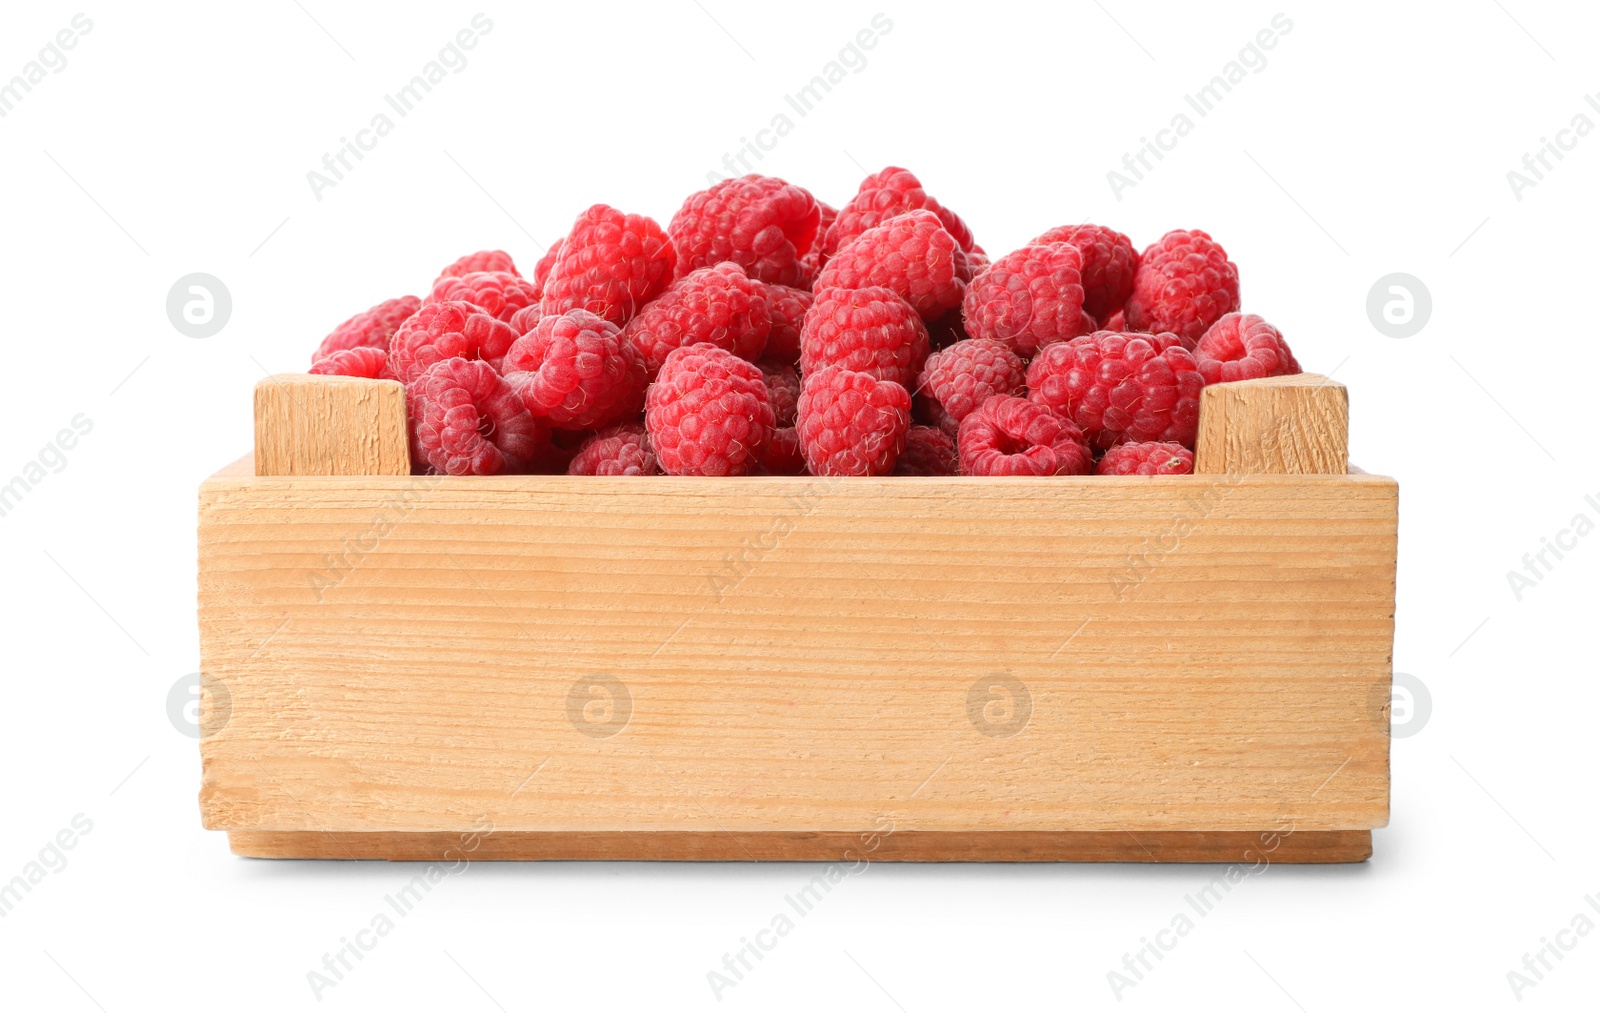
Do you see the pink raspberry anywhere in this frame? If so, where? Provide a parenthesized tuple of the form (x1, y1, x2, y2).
(958, 396, 1093, 476)
(893, 425, 958, 476)
(508, 304, 542, 335)
(308, 346, 396, 381)
(1031, 224, 1138, 324)
(795, 365, 911, 477)
(824, 166, 977, 256)
(407, 358, 546, 476)
(1027, 331, 1205, 451)
(758, 359, 801, 427)
(622, 263, 771, 378)
(1124, 229, 1239, 348)
(532, 239, 563, 297)
(1095, 441, 1195, 476)
(312, 295, 420, 362)
(669, 175, 821, 287)
(796, 199, 839, 289)
(428, 270, 540, 325)
(1103, 308, 1128, 332)
(389, 300, 519, 384)
(800, 286, 929, 390)
(645, 343, 775, 476)
(1194, 312, 1301, 384)
(916, 338, 1026, 426)
(815, 210, 971, 321)
(961, 243, 1088, 356)
(433, 250, 519, 287)
(540, 204, 677, 325)
(568, 424, 661, 476)
(761, 283, 813, 363)
(756, 427, 807, 475)
(502, 309, 647, 430)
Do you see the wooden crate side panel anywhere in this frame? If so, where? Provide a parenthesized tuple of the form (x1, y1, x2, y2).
(198, 475, 1395, 835)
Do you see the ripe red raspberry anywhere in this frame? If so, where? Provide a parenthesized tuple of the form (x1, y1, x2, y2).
(958, 396, 1093, 476)
(758, 359, 801, 427)
(1027, 331, 1205, 450)
(824, 166, 977, 257)
(1124, 229, 1239, 348)
(1194, 312, 1301, 384)
(796, 200, 839, 289)
(916, 338, 1026, 426)
(389, 300, 519, 384)
(308, 346, 396, 381)
(669, 175, 821, 287)
(508, 304, 541, 335)
(428, 270, 540, 325)
(815, 210, 971, 321)
(623, 263, 771, 377)
(800, 286, 929, 389)
(756, 426, 807, 475)
(1031, 224, 1138, 324)
(961, 243, 1087, 356)
(761, 283, 813, 363)
(796, 365, 911, 477)
(1095, 441, 1195, 476)
(540, 204, 677, 325)
(502, 309, 647, 430)
(893, 425, 958, 476)
(312, 295, 420, 362)
(434, 250, 519, 287)
(568, 424, 661, 476)
(408, 358, 546, 476)
(1103, 308, 1128, 332)
(645, 343, 775, 476)
(532, 239, 563, 297)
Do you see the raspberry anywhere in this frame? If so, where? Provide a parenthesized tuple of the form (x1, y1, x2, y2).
(308, 346, 396, 381)
(756, 426, 807, 475)
(645, 343, 775, 476)
(961, 243, 1087, 356)
(1103, 308, 1128, 331)
(312, 295, 420, 362)
(916, 338, 1026, 426)
(795, 365, 911, 477)
(508, 304, 542, 335)
(1027, 331, 1205, 451)
(1124, 229, 1239, 348)
(434, 250, 519, 287)
(824, 166, 977, 256)
(1095, 441, 1195, 476)
(568, 424, 661, 476)
(428, 270, 540, 325)
(1031, 224, 1138, 323)
(796, 199, 839, 288)
(540, 204, 677, 325)
(389, 300, 520, 384)
(958, 396, 1093, 476)
(1194, 312, 1301, 385)
(532, 239, 563, 297)
(669, 175, 821, 287)
(408, 358, 546, 476)
(759, 359, 801, 427)
(623, 263, 771, 377)
(800, 286, 929, 389)
(815, 210, 971, 321)
(502, 309, 647, 430)
(893, 425, 958, 476)
(761, 283, 813, 363)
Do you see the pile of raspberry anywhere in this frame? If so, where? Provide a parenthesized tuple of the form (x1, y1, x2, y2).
(308, 167, 1302, 477)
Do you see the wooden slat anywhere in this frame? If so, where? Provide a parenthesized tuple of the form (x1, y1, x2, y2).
(253, 374, 409, 477)
(228, 829, 1372, 864)
(1194, 374, 1349, 475)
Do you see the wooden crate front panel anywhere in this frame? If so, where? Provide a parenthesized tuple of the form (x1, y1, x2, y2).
(197, 473, 1395, 835)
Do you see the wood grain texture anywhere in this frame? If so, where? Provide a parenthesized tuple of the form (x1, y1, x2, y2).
(1194, 374, 1350, 476)
(254, 374, 409, 477)
(228, 830, 1371, 863)
(197, 473, 1396, 838)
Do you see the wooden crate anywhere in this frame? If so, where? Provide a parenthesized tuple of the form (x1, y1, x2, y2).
(198, 372, 1395, 863)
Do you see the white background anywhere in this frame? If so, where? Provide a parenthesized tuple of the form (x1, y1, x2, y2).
(2, 1, 1597, 1009)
